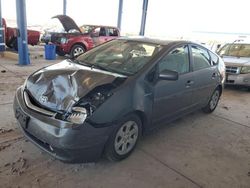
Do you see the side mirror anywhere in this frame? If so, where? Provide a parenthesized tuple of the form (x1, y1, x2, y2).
(159, 70, 178, 81)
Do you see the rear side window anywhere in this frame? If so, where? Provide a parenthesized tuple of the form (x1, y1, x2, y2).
(191, 46, 211, 71)
(107, 28, 119, 36)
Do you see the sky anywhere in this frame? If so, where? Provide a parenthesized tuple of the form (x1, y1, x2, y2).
(2, 0, 250, 38)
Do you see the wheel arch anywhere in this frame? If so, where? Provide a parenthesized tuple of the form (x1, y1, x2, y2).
(217, 84, 223, 96)
(70, 42, 87, 51)
(134, 110, 148, 135)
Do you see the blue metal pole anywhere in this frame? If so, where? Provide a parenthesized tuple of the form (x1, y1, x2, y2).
(16, 0, 30, 65)
(63, 0, 67, 15)
(139, 0, 148, 36)
(117, 0, 123, 30)
(0, 0, 5, 52)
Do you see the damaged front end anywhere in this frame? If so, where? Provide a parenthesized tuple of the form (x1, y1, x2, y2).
(54, 83, 120, 126)
(24, 60, 126, 127)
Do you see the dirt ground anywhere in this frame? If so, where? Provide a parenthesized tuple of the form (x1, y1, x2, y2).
(0, 55, 249, 188)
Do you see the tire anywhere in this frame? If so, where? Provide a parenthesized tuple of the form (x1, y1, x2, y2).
(13, 38, 18, 51)
(70, 44, 85, 59)
(56, 51, 66, 56)
(105, 114, 142, 161)
(202, 87, 221, 113)
(6, 43, 12, 49)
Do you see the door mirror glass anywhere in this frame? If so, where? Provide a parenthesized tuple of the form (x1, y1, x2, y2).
(159, 70, 178, 81)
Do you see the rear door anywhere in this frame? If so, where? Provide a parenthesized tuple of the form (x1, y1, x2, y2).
(106, 27, 120, 41)
(152, 45, 195, 124)
(189, 44, 219, 106)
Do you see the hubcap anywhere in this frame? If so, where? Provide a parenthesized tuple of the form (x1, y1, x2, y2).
(114, 121, 139, 155)
(73, 47, 84, 57)
(210, 90, 220, 110)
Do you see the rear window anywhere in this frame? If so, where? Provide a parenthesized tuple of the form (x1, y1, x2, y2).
(218, 44, 250, 57)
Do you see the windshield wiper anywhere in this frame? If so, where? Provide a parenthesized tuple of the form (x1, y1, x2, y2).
(71, 59, 128, 75)
(72, 59, 92, 67)
(90, 64, 111, 72)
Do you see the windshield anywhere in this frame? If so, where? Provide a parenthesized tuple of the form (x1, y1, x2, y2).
(79, 25, 95, 34)
(218, 44, 250, 57)
(76, 40, 163, 76)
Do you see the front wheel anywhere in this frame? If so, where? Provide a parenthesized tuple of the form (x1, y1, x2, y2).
(56, 50, 66, 56)
(105, 114, 142, 161)
(202, 88, 221, 113)
(70, 44, 85, 59)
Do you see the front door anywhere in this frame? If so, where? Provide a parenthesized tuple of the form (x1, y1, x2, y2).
(152, 45, 194, 125)
(92, 27, 107, 46)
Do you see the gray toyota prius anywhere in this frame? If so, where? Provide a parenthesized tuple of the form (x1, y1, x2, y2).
(14, 37, 225, 162)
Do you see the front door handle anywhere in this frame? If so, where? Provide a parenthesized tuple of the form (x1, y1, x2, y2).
(212, 72, 216, 79)
(185, 80, 194, 88)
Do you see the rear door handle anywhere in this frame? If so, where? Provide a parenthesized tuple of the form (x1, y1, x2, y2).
(185, 80, 194, 88)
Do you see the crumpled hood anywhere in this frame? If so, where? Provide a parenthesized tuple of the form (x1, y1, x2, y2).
(25, 60, 125, 112)
(223, 57, 250, 66)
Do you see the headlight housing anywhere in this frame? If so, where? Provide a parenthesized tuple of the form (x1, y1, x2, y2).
(66, 107, 87, 124)
(60, 37, 68, 44)
(60, 87, 113, 125)
(241, 66, 250, 74)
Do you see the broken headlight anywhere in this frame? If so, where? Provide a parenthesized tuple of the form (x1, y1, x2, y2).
(55, 88, 113, 125)
(66, 107, 87, 124)
(74, 85, 114, 117)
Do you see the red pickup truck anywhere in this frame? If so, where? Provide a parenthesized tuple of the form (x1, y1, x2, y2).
(2, 18, 40, 51)
(41, 15, 120, 58)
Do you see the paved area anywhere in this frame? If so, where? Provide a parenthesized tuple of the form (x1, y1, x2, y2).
(0, 56, 249, 188)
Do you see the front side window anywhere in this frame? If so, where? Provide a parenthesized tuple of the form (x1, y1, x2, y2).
(191, 46, 211, 71)
(77, 40, 163, 76)
(159, 45, 190, 74)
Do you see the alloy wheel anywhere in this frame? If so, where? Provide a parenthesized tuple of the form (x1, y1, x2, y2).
(73, 47, 84, 57)
(114, 121, 139, 155)
(210, 90, 220, 110)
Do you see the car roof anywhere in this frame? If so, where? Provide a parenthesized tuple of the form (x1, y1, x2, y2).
(118, 36, 192, 46)
(80, 24, 119, 29)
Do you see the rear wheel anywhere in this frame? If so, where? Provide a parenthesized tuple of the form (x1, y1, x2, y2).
(70, 44, 85, 59)
(105, 114, 142, 161)
(202, 88, 221, 113)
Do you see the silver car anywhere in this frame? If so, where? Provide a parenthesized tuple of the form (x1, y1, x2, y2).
(217, 42, 250, 88)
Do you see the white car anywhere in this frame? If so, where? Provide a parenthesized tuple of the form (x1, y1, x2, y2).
(217, 42, 250, 89)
